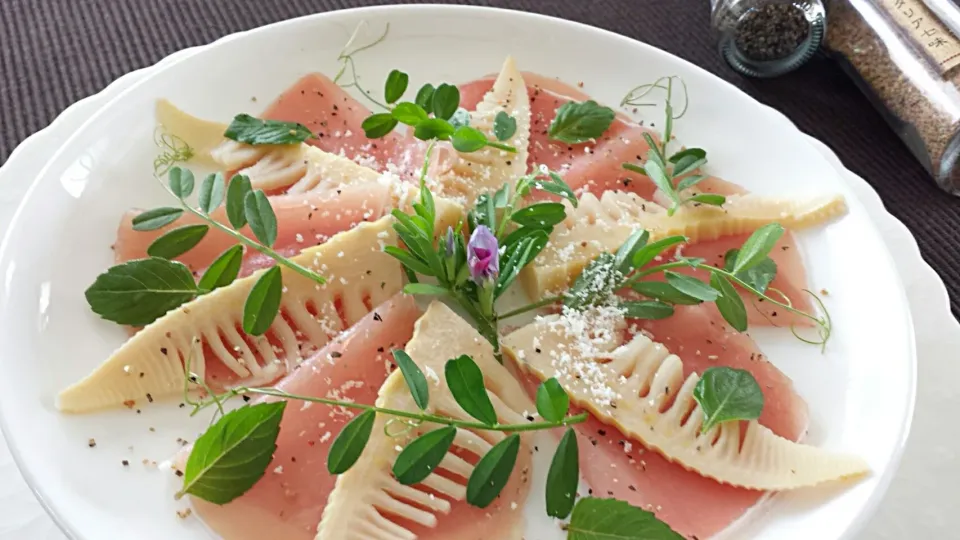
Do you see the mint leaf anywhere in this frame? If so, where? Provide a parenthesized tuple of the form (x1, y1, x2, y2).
(178, 401, 286, 504)
(393, 426, 457, 485)
(567, 498, 684, 539)
(445, 355, 497, 425)
(131, 207, 183, 231)
(243, 266, 282, 336)
(146, 224, 209, 260)
(198, 245, 244, 292)
(466, 433, 521, 508)
(694, 367, 764, 433)
(548, 100, 615, 144)
(327, 409, 376, 474)
(85, 258, 198, 326)
(384, 69, 409, 104)
(224, 114, 312, 145)
(545, 427, 579, 518)
(494, 111, 517, 141)
(535, 378, 569, 423)
(393, 350, 429, 411)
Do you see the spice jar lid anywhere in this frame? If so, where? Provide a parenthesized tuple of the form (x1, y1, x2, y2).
(712, 0, 826, 78)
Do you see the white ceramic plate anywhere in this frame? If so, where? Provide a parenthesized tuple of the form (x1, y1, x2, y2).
(0, 6, 916, 540)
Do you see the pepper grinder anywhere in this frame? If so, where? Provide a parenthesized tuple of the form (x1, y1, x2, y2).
(711, 0, 827, 77)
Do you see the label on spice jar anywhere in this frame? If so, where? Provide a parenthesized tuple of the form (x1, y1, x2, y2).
(878, 0, 960, 73)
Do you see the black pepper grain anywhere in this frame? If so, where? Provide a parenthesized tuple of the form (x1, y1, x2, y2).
(735, 4, 809, 62)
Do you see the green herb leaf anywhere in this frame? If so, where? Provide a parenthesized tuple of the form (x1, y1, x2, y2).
(393, 426, 457, 485)
(362, 113, 399, 139)
(711, 273, 747, 331)
(197, 172, 226, 214)
(664, 271, 720, 302)
(564, 253, 618, 309)
(132, 207, 184, 231)
(631, 236, 687, 269)
(449, 108, 471, 130)
(169, 166, 195, 199)
(415, 83, 436, 114)
(327, 409, 376, 474)
(226, 174, 253, 229)
(445, 355, 498, 425)
(85, 258, 198, 326)
(620, 300, 675, 319)
(642, 133, 667, 170)
(672, 155, 707, 178)
(466, 433, 521, 508)
(414, 118, 455, 141)
(393, 350, 430, 411)
(509, 202, 566, 229)
(244, 190, 278, 248)
(147, 224, 209, 260)
(724, 249, 777, 294)
(668, 147, 706, 164)
(402, 283, 449, 297)
(614, 229, 649, 274)
(198, 245, 244, 292)
(622, 162, 647, 176)
(630, 281, 702, 305)
(522, 171, 578, 207)
(384, 69, 409, 104)
(224, 114, 312, 145)
(243, 266, 282, 336)
(451, 126, 488, 153)
(178, 401, 286, 504)
(548, 100, 615, 144)
(675, 174, 707, 192)
(497, 229, 550, 297)
(644, 155, 680, 207)
(494, 111, 517, 141)
(694, 367, 764, 433)
(391, 102, 429, 126)
(567, 497, 684, 539)
(535, 378, 569, 423)
(431, 83, 460, 120)
(687, 193, 726, 206)
(733, 223, 784, 274)
(545, 427, 579, 519)
(383, 245, 434, 277)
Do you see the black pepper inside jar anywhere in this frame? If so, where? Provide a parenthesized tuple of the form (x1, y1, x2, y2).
(712, 0, 826, 77)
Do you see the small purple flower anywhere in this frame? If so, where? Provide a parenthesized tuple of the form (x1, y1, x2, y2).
(468, 225, 499, 284)
(444, 226, 456, 258)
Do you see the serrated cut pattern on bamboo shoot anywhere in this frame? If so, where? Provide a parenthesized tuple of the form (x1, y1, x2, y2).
(316, 302, 532, 540)
(523, 190, 847, 298)
(502, 316, 869, 490)
(59, 218, 402, 413)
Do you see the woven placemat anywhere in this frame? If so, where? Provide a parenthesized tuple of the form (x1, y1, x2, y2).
(2, 0, 958, 315)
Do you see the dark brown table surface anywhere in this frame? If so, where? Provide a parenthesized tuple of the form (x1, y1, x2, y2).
(2, 0, 958, 315)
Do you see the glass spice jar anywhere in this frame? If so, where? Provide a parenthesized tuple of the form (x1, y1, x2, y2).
(824, 0, 960, 196)
(711, 0, 827, 77)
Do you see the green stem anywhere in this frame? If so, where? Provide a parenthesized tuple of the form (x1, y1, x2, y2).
(498, 295, 564, 320)
(485, 140, 518, 153)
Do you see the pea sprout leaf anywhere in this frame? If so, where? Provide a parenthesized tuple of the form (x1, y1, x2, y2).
(198, 172, 226, 214)
(432, 83, 460, 120)
(384, 69, 409, 104)
(393, 426, 457, 485)
(226, 174, 253, 229)
(694, 367, 764, 433)
(630, 280, 702, 305)
(244, 190, 278, 247)
(493, 111, 517, 141)
(415, 83, 435, 114)
(509, 202, 567, 229)
(198, 245, 244, 292)
(545, 427, 579, 519)
(146, 224, 209, 260)
(391, 102, 429, 126)
(724, 249, 777, 294)
(132, 207, 183, 231)
(466, 433, 521, 508)
(687, 193, 726, 206)
(631, 235, 687, 269)
(620, 300, 675, 319)
(168, 166, 195, 199)
(445, 355, 498, 425)
(451, 126, 487, 153)
(84, 257, 198, 326)
(664, 271, 720, 302)
(614, 229, 649, 274)
(362, 113, 399, 139)
(327, 409, 376, 474)
(567, 497, 684, 539)
(414, 118, 455, 141)
(393, 350, 429, 411)
(711, 273, 748, 331)
(676, 174, 707, 192)
(733, 223, 784, 274)
(242, 266, 282, 336)
(535, 378, 569, 423)
(224, 114, 313, 145)
(177, 401, 286, 504)
(548, 100, 615, 144)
